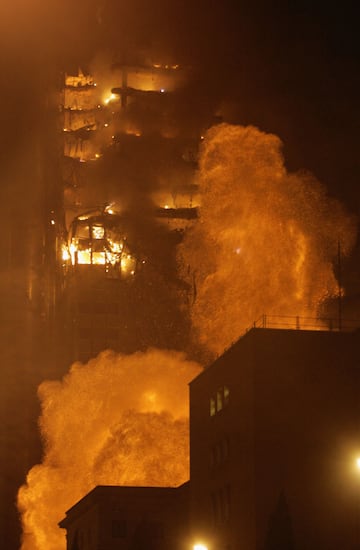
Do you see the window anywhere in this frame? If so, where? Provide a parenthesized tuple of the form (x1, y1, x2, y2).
(210, 386, 230, 416)
(92, 225, 105, 239)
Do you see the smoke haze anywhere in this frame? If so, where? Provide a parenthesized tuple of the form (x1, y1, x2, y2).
(178, 124, 357, 356)
(17, 349, 201, 550)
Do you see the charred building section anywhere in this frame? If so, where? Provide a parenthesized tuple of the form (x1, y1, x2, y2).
(56, 60, 208, 363)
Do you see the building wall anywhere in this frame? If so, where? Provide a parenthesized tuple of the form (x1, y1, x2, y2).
(252, 329, 360, 550)
(60, 485, 189, 550)
(190, 334, 256, 550)
(189, 328, 360, 550)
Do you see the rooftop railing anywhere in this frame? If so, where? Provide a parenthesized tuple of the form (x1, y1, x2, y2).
(247, 314, 360, 333)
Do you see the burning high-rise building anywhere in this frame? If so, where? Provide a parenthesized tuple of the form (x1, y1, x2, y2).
(54, 57, 208, 364)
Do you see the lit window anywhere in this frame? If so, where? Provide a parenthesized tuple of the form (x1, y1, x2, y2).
(210, 397, 216, 416)
(92, 225, 105, 239)
(211, 386, 230, 416)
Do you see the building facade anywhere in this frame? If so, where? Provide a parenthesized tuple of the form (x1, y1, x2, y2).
(59, 484, 189, 550)
(55, 61, 206, 364)
(189, 328, 360, 550)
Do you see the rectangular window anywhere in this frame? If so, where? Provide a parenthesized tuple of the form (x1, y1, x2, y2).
(211, 386, 229, 416)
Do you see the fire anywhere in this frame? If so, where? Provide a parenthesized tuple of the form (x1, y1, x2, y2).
(103, 92, 117, 105)
(64, 211, 138, 278)
(178, 124, 356, 356)
(17, 349, 201, 550)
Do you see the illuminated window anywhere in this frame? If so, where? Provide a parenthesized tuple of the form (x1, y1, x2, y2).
(77, 250, 91, 264)
(211, 386, 230, 416)
(92, 225, 105, 239)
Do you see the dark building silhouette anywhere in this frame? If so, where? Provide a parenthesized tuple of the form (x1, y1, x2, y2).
(59, 484, 190, 550)
(189, 328, 360, 549)
(60, 327, 360, 550)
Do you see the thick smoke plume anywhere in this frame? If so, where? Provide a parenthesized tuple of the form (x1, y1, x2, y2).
(17, 349, 201, 550)
(179, 124, 356, 357)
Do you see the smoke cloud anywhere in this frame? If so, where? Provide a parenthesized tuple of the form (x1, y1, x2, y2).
(17, 349, 201, 550)
(178, 124, 357, 356)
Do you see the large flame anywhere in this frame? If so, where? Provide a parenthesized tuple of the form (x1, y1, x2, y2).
(178, 124, 356, 356)
(17, 349, 201, 550)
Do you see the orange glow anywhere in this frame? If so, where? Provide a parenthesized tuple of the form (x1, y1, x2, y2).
(61, 245, 70, 262)
(67, 216, 137, 277)
(178, 124, 356, 356)
(103, 92, 117, 105)
(17, 350, 201, 550)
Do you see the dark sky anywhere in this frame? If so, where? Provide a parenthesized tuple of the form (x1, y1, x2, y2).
(0, 0, 359, 209)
